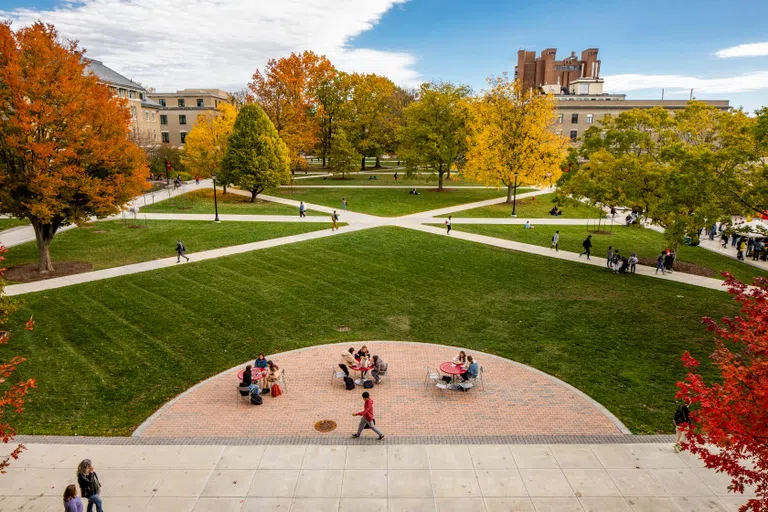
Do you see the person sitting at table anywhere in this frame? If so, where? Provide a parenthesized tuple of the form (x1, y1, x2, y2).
(372, 355, 388, 384)
(254, 354, 268, 389)
(460, 355, 479, 381)
(356, 345, 370, 360)
(452, 351, 467, 366)
(267, 361, 283, 396)
(241, 364, 259, 393)
(339, 348, 357, 377)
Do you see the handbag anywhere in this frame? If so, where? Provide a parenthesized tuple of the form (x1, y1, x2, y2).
(271, 384, 282, 397)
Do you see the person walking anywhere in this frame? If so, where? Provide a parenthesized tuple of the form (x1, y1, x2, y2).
(754, 239, 763, 261)
(175, 240, 189, 263)
(341, 198, 347, 211)
(737, 239, 746, 261)
(673, 401, 691, 452)
(299, 201, 306, 218)
(63, 484, 84, 512)
(607, 246, 614, 269)
(351, 391, 384, 440)
(394, 172, 398, 182)
(331, 211, 339, 231)
(629, 253, 638, 274)
(77, 459, 103, 512)
(655, 252, 666, 274)
(445, 216, 452, 235)
(579, 235, 592, 260)
(551, 230, 559, 251)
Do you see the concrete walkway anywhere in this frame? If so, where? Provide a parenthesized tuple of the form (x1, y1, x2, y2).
(697, 237, 768, 273)
(0, 442, 749, 511)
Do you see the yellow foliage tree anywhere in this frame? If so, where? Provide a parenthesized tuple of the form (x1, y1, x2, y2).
(465, 75, 567, 202)
(181, 103, 238, 181)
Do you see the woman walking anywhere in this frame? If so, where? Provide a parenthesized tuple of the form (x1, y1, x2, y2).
(77, 459, 103, 512)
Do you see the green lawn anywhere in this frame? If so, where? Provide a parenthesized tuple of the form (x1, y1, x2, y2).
(268, 187, 533, 216)
(3, 227, 729, 436)
(0, 218, 29, 231)
(450, 224, 768, 283)
(295, 173, 486, 187)
(4, 220, 334, 272)
(444, 193, 604, 218)
(142, 189, 321, 216)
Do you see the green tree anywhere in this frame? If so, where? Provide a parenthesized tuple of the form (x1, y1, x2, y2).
(222, 104, 291, 201)
(327, 129, 360, 178)
(315, 73, 349, 167)
(398, 82, 471, 191)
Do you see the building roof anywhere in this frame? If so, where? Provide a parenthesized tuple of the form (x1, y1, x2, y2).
(85, 59, 146, 91)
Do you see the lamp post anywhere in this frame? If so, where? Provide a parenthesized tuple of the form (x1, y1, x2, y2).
(511, 171, 519, 217)
(211, 174, 220, 223)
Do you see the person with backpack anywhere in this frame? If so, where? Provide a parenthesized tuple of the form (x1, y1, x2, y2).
(579, 235, 592, 260)
(655, 252, 666, 274)
(77, 459, 103, 512)
(612, 251, 621, 273)
(445, 216, 452, 235)
(175, 240, 189, 263)
(673, 402, 691, 452)
(299, 201, 306, 218)
(351, 391, 384, 440)
(550, 230, 559, 251)
(331, 211, 339, 231)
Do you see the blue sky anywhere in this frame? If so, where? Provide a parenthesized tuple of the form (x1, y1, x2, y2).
(2, 0, 767, 112)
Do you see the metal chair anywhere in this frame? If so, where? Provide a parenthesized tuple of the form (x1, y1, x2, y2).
(331, 367, 346, 386)
(278, 369, 288, 393)
(236, 383, 250, 405)
(425, 366, 440, 389)
(478, 366, 485, 391)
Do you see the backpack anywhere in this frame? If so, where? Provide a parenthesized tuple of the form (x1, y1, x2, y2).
(363, 380, 374, 389)
(250, 394, 263, 405)
(674, 405, 689, 424)
(344, 376, 355, 390)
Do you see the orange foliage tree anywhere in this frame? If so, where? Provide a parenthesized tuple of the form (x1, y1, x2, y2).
(0, 22, 148, 272)
(249, 51, 335, 170)
(0, 245, 36, 473)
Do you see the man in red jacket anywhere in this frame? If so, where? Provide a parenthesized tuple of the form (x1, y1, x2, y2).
(352, 392, 384, 440)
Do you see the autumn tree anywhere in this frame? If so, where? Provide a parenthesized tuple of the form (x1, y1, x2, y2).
(222, 104, 291, 201)
(0, 22, 148, 272)
(464, 75, 566, 202)
(315, 73, 349, 167)
(249, 51, 335, 170)
(181, 103, 238, 180)
(398, 81, 471, 191)
(327, 129, 360, 178)
(0, 245, 36, 473)
(677, 274, 768, 512)
(342, 73, 404, 170)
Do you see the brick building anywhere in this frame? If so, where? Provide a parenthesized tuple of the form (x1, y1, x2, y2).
(515, 48, 601, 95)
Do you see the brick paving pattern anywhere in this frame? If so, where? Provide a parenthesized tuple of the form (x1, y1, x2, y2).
(137, 342, 624, 439)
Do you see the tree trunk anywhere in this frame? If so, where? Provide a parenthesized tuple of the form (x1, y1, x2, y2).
(361, 156, 366, 170)
(322, 156, 326, 167)
(438, 163, 444, 192)
(375, 156, 380, 168)
(222, 184, 227, 194)
(250, 189, 258, 202)
(506, 184, 513, 203)
(31, 221, 58, 273)
(446, 165, 452, 180)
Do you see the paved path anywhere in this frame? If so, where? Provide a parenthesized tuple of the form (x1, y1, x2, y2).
(135, 342, 627, 439)
(697, 237, 768, 273)
(140, 213, 331, 223)
(0, 441, 750, 511)
(279, 185, 505, 189)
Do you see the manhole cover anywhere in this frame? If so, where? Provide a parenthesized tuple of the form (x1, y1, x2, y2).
(335, 326, 351, 332)
(315, 420, 337, 433)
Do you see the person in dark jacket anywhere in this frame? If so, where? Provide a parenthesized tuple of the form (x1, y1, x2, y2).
(77, 459, 103, 512)
(175, 239, 189, 263)
(673, 403, 691, 452)
(579, 235, 593, 260)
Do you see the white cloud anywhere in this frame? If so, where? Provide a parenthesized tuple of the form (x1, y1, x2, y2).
(0, 0, 421, 92)
(716, 42, 768, 59)
(604, 71, 768, 95)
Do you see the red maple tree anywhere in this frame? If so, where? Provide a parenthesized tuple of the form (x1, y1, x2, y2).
(677, 273, 768, 511)
(0, 245, 36, 473)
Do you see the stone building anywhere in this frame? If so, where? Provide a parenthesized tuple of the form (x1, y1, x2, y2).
(148, 89, 231, 147)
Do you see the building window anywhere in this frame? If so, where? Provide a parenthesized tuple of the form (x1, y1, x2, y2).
(586, 114, 594, 124)
(197, 98, 204, 107)
(571, 113, 579, 124)
(130, 106, 137, 119)
(180, 132, 187, 144)
(179, 115, 187, 125)
(161, 132, 170, 143)
(159, 99, 166, 107)
(557, 113, 563, 124)
(152, 112, 156, 122)
(570, 130, 578, 141)
(160, 115, 167, 125)
(144, 111, 149, 121)
(178, 99, 185, 108)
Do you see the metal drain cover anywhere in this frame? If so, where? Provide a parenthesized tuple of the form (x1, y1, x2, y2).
(315, 420, 337, 433)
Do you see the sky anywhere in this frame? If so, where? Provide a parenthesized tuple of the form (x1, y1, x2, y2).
(1, 0, 767, 113)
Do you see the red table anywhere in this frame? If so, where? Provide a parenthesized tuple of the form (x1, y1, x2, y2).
(349, 364, 374, 386)
(439, 362, 466, 389)
(237, 367, 268, 382)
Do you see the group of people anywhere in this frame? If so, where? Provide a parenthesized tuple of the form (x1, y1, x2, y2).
(723, 232, 766, 262)
(655, 248, 676, 274)
(241, 353, 284, 400)
(409, 188, 421, 195)
(60, 459, 102, 512)
(338, 345, 388, 384)
(607, 246, 639, 274)
(451, 351, 479, 383)
(548, 206, 564, 216)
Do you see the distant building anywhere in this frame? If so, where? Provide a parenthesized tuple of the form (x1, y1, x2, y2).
(85, 59, 161, 146)
(515, 48, 731, 142)
(147, 89, 231, 147)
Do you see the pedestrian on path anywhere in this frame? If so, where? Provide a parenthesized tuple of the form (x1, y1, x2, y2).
(445, 216, 452, 235)
(607, 246, 614, 269)
(63, 484, 83, 512)
(77, 459, 103, 512)
(342, 198, 347, 210)
(673, 402, 690, 452)
(655, 252, 666, 274)
(331, 211, 339, 231)
(352, 391, 384, 440)
(394, 172, 398, 182)
(175, 240, 189, 263)
(629, 253, 638, 274)
(579, 235, 592, 260)
(737, 240, 746, 261)
(551, 230, 559, 251)
(299, 201, 306, 218)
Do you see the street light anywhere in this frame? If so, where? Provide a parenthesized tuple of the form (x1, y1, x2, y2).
(211, 174, 220, 223)
(511, 171, 519, 217)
